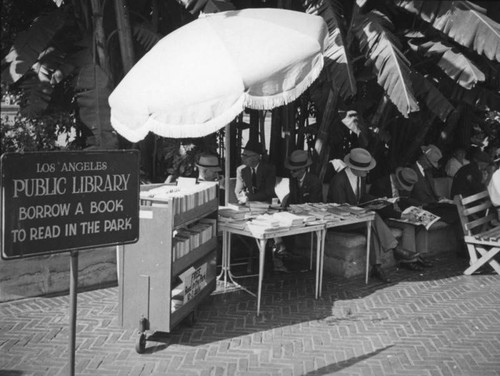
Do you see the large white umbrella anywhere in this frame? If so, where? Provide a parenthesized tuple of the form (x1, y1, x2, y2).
(109, 8, 327, 140)
(109, 8, 327, 202)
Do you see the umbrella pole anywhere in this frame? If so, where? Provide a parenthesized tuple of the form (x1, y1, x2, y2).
(224, 123, 230, 206)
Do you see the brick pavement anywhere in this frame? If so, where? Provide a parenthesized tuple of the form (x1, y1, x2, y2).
(1, 252, 500, 376)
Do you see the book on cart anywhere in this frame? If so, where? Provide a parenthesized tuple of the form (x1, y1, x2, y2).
(390, 206, 441, 230)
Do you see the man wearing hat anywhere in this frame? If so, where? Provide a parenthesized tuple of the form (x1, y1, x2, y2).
(410, 144, 452, 205)
(196, 153, 222, 182)
(451, 149, 493, 199)
(370, 167, 432, 270)
(195, 152, 226, 205)
(235, 140, 276, 204)
(282, 150, 323, 207)
(327, 148, 399, 283)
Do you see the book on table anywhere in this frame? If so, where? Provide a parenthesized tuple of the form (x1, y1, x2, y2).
(359, 197, 398, 210)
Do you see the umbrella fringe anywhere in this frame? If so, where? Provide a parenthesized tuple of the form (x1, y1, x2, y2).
(244, 59, 324, 110)
(146, 96, 246, 139)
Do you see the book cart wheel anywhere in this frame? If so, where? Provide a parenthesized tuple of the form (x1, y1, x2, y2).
(135, 333, 147, 354)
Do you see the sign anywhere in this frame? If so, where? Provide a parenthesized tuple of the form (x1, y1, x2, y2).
(1, 150, 140, 259)
(181, 263, 208, 303)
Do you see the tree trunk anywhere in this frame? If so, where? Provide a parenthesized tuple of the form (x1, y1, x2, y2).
(113, 0, 135, 74)
(314, 88, 338, 182)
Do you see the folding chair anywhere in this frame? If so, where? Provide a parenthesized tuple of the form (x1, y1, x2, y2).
(454, 191, 500, 275)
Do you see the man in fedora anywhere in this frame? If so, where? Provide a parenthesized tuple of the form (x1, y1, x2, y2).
(195, 152, 226, 205)
(235, 140, 276, 204)
(282, 150, 323, 207)
(370, 167, 432, 270)
(411, 144, 465, 256)
(327, 148, 398, 283)
(196, 153, 222, 183)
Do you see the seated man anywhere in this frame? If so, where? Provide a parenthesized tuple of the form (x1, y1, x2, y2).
(370, 167, 432, 270)
(195, 152, 225, 205)
(327, 148, 404, 283)
(234, 140, 287, 272)
(235, 140, 276, 204)
(410, 144, 464, 256)
(277, 150, 323, 265)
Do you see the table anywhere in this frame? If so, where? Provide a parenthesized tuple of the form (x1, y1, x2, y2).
(218, 222, 325, 316)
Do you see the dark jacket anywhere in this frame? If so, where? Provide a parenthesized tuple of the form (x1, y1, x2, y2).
(410, 163, 439, 204)
(450, 162, 485, 199)
(327, 168, 373, 204)
(235, 161, 276, 203)
(369, 174, 420, 219)
(285, 172, 323, 207)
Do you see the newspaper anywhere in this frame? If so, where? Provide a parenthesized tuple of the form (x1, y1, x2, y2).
(393, 206, 441, 230)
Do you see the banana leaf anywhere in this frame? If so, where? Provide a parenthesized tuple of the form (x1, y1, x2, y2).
(410, 72, 454, 121)
(1, 8, 67, 83)
(304, 0, 357, 98)
(408, 39, 485, 89)
(76, 64, 118, 148)
(353, 10, 419, 117)
(395, 0, 500, 62)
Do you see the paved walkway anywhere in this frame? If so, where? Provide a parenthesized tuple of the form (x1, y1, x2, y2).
(1, 252, 500, 376)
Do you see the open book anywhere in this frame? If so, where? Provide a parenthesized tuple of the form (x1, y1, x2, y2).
(392, 206, 441, 230)
(359, 197, 398, 210)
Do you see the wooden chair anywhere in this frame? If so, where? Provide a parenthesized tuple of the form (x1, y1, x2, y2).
(454, 191, 500, 275)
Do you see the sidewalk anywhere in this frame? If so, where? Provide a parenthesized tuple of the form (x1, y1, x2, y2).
(1, 251, 499, 376)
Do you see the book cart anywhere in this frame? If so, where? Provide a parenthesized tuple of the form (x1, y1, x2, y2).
(118, 182, 219, 353)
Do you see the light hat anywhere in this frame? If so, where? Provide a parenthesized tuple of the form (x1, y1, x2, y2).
(196, 153, 222, 171)
(285, 150, 312, 170)
(343, 148, 376, 171)
(394, 167, 418, 191)
(420, 144, 442, 168)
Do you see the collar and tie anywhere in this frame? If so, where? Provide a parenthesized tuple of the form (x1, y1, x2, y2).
(356, 177, 361, 203)
(251, 167, 257, 193)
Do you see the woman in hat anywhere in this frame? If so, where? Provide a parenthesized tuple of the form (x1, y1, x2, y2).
(282, 150, 323, 207)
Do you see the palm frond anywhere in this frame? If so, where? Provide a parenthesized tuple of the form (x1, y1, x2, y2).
(408, 39, 485, 89)
(410, 72, 454, 121)
(353, 10, 419, 117)
(133, 24, 162, 51)
(76, 64, 118, 148)
(303, 0, 357, 98)
(19, 75, 54, 117)
(395, 0, 500, 62)
(1, 8, 67, 83)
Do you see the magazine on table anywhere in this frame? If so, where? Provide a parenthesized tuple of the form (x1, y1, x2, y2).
(359, 197, 398, 210)
(393, 206, 441, 230)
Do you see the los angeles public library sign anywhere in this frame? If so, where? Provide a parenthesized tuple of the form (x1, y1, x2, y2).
(1, 150, 140, 259)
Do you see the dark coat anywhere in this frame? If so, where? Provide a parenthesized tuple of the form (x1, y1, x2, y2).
(327, 168, 373, 204)
(450, 162, 485, 199)
(235, 161, 276, 203)
(409, 163, 439, 204)
(369, 174, 420, 219)
(285, 172, 323, 207)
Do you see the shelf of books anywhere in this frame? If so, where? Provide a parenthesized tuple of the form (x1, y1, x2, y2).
(118, 182, 218, 352)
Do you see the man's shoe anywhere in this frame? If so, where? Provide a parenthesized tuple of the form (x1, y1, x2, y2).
(400, 261, 424, 271)
(371, 265, 391, 283)
(393, 247, 419, 262)
(273, 258, 290, 273)
(416, 255, 433, 268)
